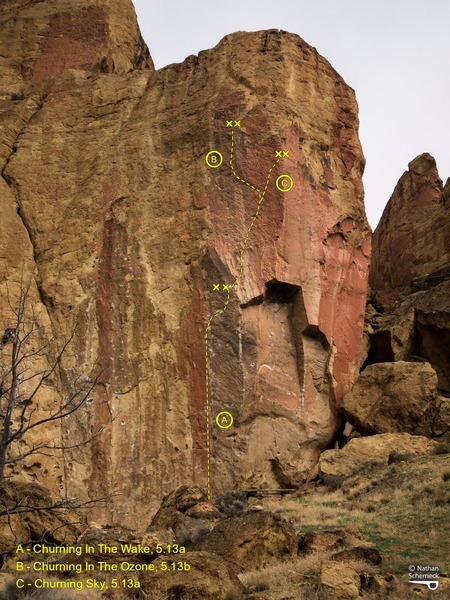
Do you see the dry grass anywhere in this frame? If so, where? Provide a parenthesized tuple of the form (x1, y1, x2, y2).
(261, 488, 369, 533)
(239, 453, 450, 598)
(238, 552, 383, 599)
(360, 455, 450, 572)
(239, 555, 320, 599)
(239, 570, 270, 593)
(257, 452, 450, 584)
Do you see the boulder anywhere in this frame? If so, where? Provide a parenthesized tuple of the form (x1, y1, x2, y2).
(78, 524, 139, 549)
(142, 551, 243, 600)
(149, 486, 218, 546)
(76, 525, 171, 566)
(342, 361, 449, 439)
(361, 574, 394, 595)
(150, 486, 208, 529)
(0, 482, 82, 553)
(319, 433, 437, 478)
(185, 501, 221, 520)
(434, 398, 450, 438)
(140, 529, 176, 551)
(363, 282, 450, 395)
(319, 560, 360, 599)
(299, 528, 361, 555)
(195, 510, 297, 570)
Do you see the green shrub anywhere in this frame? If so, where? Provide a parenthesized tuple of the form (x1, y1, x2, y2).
(388, 451, 415, 464)
(321, 474, 345, 490)
(215, 490, 247, 517)
(432, 443, 450, 455)
(240, 571, 270, 593)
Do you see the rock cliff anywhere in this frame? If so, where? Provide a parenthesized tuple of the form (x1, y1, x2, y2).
(344, 154, 449, 440)
(0, 0, 370, 526)
(370, 153, 449, 296)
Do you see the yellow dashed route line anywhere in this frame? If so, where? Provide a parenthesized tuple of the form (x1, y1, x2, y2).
(204, 127, 282, 500)
(230, 129, 261, 194)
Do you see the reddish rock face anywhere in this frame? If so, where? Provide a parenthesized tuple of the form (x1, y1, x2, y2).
(0, 0, 152, 94)
(0, 0, 370, 526)
(370, 153, 450, 296)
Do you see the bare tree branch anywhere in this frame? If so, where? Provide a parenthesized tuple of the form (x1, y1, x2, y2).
(0, 496, 111, 517)
(0, 272, 111, 519)
(5, 421, 109, 464)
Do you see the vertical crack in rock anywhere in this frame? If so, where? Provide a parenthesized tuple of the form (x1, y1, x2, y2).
(1, 93, 48, 304)
(0, 94, 46, 175)
(264, 279, 306, 399)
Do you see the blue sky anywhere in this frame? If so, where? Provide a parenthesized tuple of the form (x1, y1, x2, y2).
(132, 0, 449, 229)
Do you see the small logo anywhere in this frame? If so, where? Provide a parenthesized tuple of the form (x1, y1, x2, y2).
(408, 565, 439, 591)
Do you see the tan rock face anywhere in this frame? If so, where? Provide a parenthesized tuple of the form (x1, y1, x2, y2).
(146, 551, 243, 600)
(319, 433, 437, 478)
(0, 483, 81, 554)
(319, 560, 361, 600)
(0, 0, 370, 527)
(195, 510, 298, 571)
(363, 280, 450, 395)
(149, 486, 218, 545)
(299, 528, 361, 555)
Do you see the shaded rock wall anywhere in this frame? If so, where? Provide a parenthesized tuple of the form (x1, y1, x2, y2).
(0, 0, 370, 526)
(345, 154, 450, 441)
(370, 153, 450, 296)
